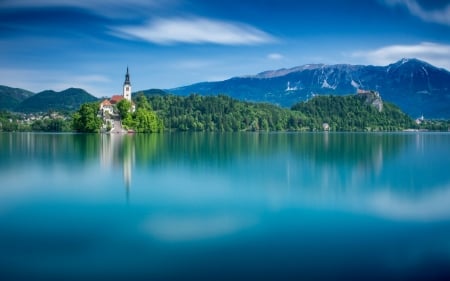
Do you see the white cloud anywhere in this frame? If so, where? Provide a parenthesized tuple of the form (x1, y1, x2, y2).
(267, 53, 284, 60)
(369, 184, 450, 221)
(382, 0, 450, 26)
(352, 42, 450, 70)
(143, 213, 256, 241)
(113, 17, 275, 45)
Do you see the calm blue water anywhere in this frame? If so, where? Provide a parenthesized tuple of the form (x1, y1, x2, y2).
(1, 132, 450, 281)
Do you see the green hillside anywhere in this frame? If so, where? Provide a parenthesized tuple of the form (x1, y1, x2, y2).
(16, 88, 98, 113)
(291, 94, 415, 131)
(146, 92, 415, 132)
(139, 88, 168, 97)
(0, 86, 35, 111)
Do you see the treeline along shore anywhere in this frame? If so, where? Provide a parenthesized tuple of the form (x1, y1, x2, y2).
(1, 93, 449, 132)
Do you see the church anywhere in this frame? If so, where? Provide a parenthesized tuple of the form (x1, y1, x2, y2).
(99, 67, 135, 116)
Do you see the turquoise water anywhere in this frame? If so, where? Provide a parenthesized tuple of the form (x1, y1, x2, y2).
(1, 132, 450, 280)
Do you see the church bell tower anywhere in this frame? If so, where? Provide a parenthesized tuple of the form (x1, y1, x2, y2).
(123, 67, 131, 101)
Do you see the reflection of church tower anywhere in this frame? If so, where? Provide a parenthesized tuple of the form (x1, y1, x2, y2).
(99, 134, 135, 203)
(123, 67, 131, 101)
(123, 136, 135, 203)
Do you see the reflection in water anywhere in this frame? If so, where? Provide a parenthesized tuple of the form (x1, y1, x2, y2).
(1, 132, 450, 209)
(1, 132, 450, 280)
(1, 132, 449, 205)
(144, 213, 257, 241)
(138, 133, 450, 220)
(100, 134, 135, 202)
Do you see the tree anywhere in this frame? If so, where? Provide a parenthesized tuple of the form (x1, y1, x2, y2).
(135, 108, 163, 133)
(114, 95, 164, 133)
(122, 113, 135, 129)
(116, 99, 132, 119)
(136, 93, 152, 111)
(72, 102, 102, 133)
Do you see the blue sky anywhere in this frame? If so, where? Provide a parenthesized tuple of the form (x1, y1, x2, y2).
(0, 0, 449, 97)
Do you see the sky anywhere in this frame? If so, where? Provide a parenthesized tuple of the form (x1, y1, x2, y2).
(0, 0, 449, 97)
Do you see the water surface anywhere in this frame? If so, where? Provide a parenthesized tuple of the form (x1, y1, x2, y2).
(1, 132, 450, 280)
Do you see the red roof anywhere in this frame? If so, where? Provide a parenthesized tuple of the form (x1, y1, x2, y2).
(100, 99, 112, 106)
(110, 95, 124, 104)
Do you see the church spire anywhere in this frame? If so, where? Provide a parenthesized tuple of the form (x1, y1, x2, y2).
(123, 67, 132, 101)
(124, 66, 131, 86)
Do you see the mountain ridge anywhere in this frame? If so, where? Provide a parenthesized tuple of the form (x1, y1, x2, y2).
(0, 85, 35, 111)
(0, 58, 449, 118)
(15, 88, 98, 113)
(244, 58, 449, 80)
(168, 58, 450, 118)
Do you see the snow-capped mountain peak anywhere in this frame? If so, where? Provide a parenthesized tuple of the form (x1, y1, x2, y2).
(170, 58, 450, 118)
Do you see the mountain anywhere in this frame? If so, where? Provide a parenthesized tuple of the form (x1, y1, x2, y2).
(291, 92, 414, 131)
(169, 59, 450, 118)
(0, 86, 35, 111)
(138, 88, 169, 97)
(16, 88, 98, 113)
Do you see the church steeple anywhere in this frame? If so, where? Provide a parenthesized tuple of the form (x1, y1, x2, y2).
(123, 67, 131, 101)
(124, 67, 131, 86)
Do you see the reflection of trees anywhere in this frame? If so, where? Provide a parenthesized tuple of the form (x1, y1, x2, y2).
(282, 133, 406, 197)
(132, 132, 406, 172)
(383, 133, 450, 193)
(133, 132, 282, 168)
(288, 133, 407, 169)
(2, 132, 449, 198)
(0, 133, 101, 169)
(285, 133, 450, 196)
(131, 132, 450, 196)
(0, 133, 136, 200)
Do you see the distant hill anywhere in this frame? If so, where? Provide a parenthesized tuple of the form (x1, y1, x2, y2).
(144, 92, 415, 132)
(135, 88, 169, 101)
(138, 88, 168, 96)
(16, 88, 98, 113)
(291, 91, 414, 131)
(168, 58, 450, 119)
(0, 86, 35, 111)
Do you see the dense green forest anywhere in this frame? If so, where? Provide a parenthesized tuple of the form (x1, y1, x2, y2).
(72, 102, 103, 133)
(144, 93, 421, 132)
(117, 95, 164, 133)
(146, 94, 298, 131)
(291, 94, 415, 131)
(2, 94, 449, 133)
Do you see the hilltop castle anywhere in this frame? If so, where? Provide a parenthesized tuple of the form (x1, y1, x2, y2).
(99, 67, 135, 116)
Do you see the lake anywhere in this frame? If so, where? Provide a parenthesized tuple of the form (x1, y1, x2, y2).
(1, 132, 450, 281)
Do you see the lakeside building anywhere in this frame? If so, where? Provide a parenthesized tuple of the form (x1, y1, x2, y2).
(99, 67, 135, 116)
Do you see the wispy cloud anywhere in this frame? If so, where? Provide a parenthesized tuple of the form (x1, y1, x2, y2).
(369, 184, 450, 221)
(382, 0, 450, 26)
(143, 213, 256, 241)
(352, 42, 450, 70)
(113, 17, 275, 45)
(267, 53, 284, 60)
